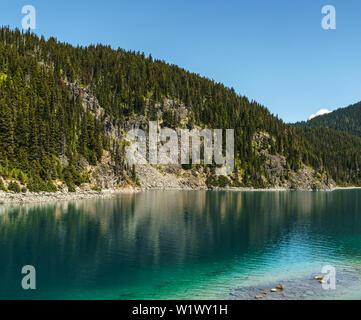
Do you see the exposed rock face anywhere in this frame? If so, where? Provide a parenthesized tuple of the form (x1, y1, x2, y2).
(253, 132, 336, 190)
(65, 81, 122, 140)
(56, 82, 337, 192)
(62, 82, 205, 191)
(65, 82, 104, 118)
(288, 166, 335, 191)
(135, 164, 207, 190)
(87, 151, 122, 189)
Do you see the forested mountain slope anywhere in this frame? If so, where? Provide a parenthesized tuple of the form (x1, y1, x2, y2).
(294, 126, 361, 186)
(296, 101, 361, 138)
(294, 102, 361, 186)
(0, 27, 360, 192)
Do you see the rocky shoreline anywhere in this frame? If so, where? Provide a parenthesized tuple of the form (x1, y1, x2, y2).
(0, 188, 139, 204)
(0, 185, 360, 204)
(229, 266, 361, 300)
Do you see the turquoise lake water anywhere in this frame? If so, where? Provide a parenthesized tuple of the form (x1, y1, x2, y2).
(0, 190, 360, 300)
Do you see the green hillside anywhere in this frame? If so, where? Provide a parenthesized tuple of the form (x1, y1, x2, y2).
(296, 101, 361, 138)
(0, 27, 361, 191)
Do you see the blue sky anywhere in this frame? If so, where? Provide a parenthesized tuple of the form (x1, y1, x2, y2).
(1, 0, 361, 122)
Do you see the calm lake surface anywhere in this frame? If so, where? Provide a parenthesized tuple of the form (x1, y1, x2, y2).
(0, 190, 360, 300)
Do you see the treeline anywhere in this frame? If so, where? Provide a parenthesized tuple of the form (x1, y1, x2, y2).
(296, 102, 361, 138)
(0, 27, 360, 190)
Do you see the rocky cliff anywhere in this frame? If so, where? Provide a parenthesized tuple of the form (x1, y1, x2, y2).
(51, 83, 336, 192)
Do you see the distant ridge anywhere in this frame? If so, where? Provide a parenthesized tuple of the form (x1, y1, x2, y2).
(296, 101, 361, 138)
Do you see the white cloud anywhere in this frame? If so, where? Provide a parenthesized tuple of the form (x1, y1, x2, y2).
(309, 108, 331, 120)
